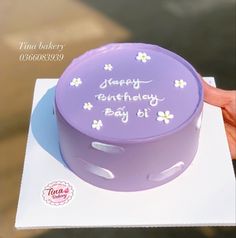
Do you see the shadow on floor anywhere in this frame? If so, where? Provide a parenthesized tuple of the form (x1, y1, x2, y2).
(34, 227, 236, 238)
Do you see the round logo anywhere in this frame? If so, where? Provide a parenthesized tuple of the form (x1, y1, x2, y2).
(42, 181, 74, 206)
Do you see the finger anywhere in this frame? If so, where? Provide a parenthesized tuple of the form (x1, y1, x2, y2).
(224, 123, 236, 160)
(201, 78, 231, 108)
(223, 107, 236, 127)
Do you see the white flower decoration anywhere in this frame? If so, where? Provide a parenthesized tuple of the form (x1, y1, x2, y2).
(104, 64, 113, 71)
(70, 77, 82, 87)
(136, 52, 151, 63)
(174, 79, 187, 88)
(157, 111, 174, 124)
(83, 102, 93, 110)
(92, 120, 103, 130)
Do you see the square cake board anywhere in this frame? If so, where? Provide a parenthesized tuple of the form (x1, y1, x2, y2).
(15, 77, 236, 229)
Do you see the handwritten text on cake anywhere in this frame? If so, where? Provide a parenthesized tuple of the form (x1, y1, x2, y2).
(95, 78, 165, 123)
(99, 78, 152, 90)
(95, 92, 164, 107)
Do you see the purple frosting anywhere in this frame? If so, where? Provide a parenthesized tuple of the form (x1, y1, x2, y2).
(56, 43, 202, 143)
(55, 43, 203, 191)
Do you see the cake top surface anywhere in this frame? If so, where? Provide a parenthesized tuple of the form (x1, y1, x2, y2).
(56, 43, 203, 143)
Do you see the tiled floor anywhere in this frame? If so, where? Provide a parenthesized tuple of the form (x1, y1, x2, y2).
(0, 0, 235, 237)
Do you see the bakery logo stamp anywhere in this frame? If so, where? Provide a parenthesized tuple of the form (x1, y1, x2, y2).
(42, 181, 74, 206)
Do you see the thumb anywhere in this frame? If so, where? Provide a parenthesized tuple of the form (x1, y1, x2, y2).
(201, 78, 231, 108)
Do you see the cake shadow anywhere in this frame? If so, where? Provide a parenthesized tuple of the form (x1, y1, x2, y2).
(31, 86, 67, 167)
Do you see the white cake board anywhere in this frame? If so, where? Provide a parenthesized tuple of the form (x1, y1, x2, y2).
(15, 77, 236, 229)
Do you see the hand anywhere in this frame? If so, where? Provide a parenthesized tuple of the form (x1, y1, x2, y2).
(202, 79, 236, 160)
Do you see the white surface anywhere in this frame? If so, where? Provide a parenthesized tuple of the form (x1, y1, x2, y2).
(15, 77, 236, 228)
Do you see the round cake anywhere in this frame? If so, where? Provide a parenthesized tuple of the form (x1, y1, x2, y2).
(55, 43, 203, 191)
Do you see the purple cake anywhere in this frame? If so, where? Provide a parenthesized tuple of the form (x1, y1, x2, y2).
(55, 43, 203, 191)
